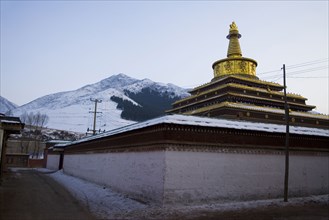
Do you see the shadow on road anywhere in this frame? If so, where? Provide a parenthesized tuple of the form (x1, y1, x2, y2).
(0, 169, 95, 220)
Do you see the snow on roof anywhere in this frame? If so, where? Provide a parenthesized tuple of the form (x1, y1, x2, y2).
(0, 115, 22, 124)
(226, 103, 328, 119)
(57, 114, 329, 148)
(47, 140, 72, 144)
(0, 119, 21, 124)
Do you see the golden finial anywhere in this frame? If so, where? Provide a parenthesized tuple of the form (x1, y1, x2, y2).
(226, 21, 242, 57)
(229, 22, 238, 31)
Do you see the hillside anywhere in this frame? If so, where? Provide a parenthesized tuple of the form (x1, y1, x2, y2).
(11, 74, 189, 132)
(0, 96, 18, 114)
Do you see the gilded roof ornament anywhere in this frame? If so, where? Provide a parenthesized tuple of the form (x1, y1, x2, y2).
(212, 22, 258, 79)
(227, 22, 242, 57)
(229, 22, 238, 31)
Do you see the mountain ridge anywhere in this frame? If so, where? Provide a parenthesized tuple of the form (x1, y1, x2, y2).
(10, 73, 189, 132)
(0, 96, 18, 114)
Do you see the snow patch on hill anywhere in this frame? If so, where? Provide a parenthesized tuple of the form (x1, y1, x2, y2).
(0, 96, 18, 114)
(11, 74, 189, 132)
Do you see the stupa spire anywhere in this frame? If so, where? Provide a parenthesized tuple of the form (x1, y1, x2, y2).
(226, 22, 242, 58)
(212, 22, 258, 79)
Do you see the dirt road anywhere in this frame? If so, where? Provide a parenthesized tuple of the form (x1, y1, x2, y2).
(186, 203, 329, 220)
(0, 169, 94, 220)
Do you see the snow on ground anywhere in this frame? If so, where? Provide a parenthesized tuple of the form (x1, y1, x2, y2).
(29, 168, 328, 219)
(47, 169, 146, 219)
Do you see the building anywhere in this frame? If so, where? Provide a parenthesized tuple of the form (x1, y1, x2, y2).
(6, 138, 46, 159)
(0, 114, 24, 180)
(56, 114, 328, 205)
(45, 140, 71, 170)
(167, 22, 328, 129)
(49, 22, 329, 206)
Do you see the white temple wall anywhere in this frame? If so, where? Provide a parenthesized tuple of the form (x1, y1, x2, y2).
(46, 154, 60, 170)
(63, 151, 166, 203)
(163, 150, 329, 204)
(62, 148, 328, 205)
(289, 154, 329, 196)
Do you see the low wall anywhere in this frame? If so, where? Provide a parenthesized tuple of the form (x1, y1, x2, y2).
(46, 154, 60, 170)
(5, 154, 29, 168)
(28, 159, 44, 168)
(62, 147, 329, 205)
(64, 151, 166, 203)
(163, 149, 329, 204)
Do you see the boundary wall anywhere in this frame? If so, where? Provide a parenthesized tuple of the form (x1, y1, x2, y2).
(46, 154, 60, 170)
(63, 146, 329, 205)
(64, 151, 166, 203)
(59, 115, 329, 205)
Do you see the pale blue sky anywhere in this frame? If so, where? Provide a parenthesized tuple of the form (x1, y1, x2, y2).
(1, 1, 328, 113)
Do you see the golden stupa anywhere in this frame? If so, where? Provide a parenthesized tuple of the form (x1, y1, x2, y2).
(212, 22, 258, 79)
(167, 22, 328, 129)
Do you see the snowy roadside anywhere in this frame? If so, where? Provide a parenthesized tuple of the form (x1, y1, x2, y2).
(31, 168, 328, 219)
(47, 169, 146, 219)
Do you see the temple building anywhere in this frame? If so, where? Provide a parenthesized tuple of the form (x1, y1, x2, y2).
(167, 22, 328, 129)
(45, 22, 329, 206)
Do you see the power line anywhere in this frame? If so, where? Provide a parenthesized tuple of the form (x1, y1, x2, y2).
(288, 76, 328, 79)
(286, 65, 328, 76)
(272, 76, 283, 83)
(286, 58, 328, 69)
(259, 64, 328, 81)
(258, 69, 282, 75)
(257, 58, 328, 76)
(262, 74, 282, 80)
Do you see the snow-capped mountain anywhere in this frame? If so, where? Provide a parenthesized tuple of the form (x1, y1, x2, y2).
(11, 74, 189, 132)
(0, 96, 18, 114)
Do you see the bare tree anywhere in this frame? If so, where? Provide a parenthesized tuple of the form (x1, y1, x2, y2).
(20, 112, 32, 153)
(20, 111, 49, 158)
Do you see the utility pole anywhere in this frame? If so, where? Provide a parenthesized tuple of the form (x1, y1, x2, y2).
(283, 64, 290, 202)
(89, 98, 102, 135)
